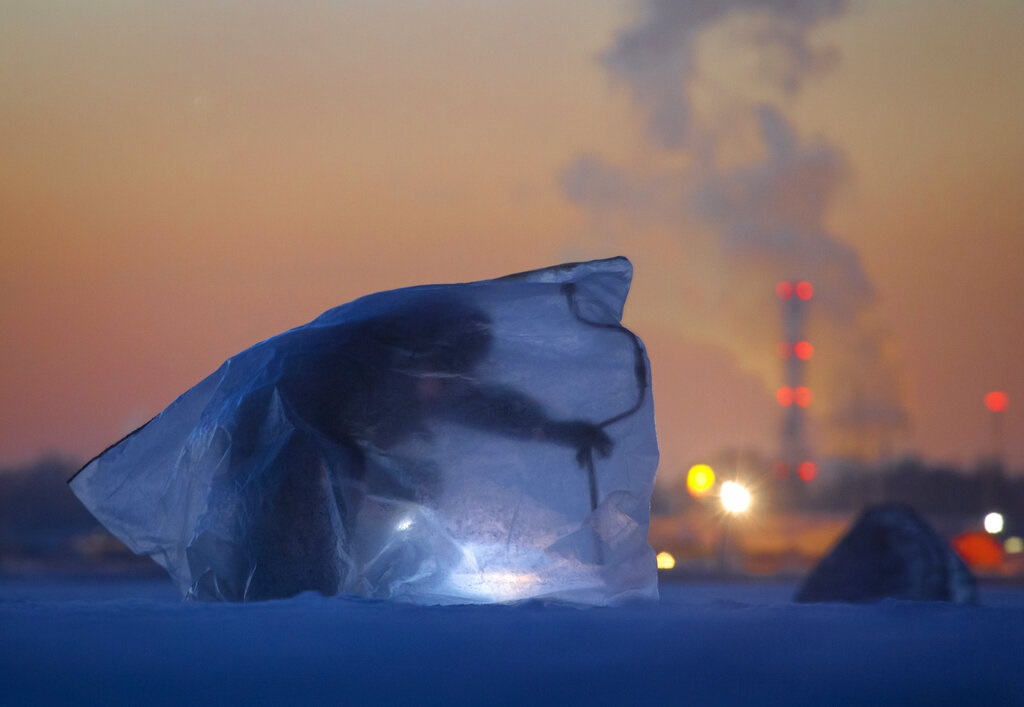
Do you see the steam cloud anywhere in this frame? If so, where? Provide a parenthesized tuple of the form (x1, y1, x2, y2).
(564, 0, 906, 459)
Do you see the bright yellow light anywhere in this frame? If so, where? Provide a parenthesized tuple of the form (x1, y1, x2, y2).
(656, 551, 676, 570)
(720, 481, 752, 514)
(1005, 536, 1023, 554)
(687, 464, 716, 497)
(985, 512, 1005, 534)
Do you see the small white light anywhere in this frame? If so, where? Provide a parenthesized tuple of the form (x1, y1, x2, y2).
(720, 481, 752, 514)
(395, 517, 413, 532)
(984, 512, 1004, 535)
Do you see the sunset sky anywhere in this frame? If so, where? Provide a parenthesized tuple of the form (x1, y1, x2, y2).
(2, 0, 1022, 479)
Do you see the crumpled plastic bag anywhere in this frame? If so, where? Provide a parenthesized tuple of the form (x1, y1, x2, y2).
(70, 257, 659, 605)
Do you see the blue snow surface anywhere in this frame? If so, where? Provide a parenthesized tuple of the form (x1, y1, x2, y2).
(2, 577, 1023, 706)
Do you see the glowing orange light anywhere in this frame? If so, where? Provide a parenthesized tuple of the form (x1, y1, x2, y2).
(776, 387, 794, 407)
(794, 386, 812, 407)
(796, 281, 814, 300)
(952, 531, 1004, 570)
(797, 461, 818, 482)
(776, 281, 794, 300)
(686, 464, 716, 497)
(793, 341, 814, 360)
(985, 391, 1009, 413)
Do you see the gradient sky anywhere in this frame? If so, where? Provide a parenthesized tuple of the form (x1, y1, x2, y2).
(2, 0, 1022, 479)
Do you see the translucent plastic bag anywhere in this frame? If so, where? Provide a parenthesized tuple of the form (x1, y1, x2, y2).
(70, 257, 659, 604)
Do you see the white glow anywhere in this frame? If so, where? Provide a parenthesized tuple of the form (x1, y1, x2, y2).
(720, 481, 752, 514)
(441, 541, 547, 602)
(445, 569, 542, 603)
(984, 512, 1004, 534)
(394, 517, 413, 532)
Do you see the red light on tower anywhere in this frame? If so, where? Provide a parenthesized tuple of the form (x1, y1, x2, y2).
(776, 387, 794, 406)
(985, 391, 1009, 413)
(776, 281, 794, 300)
(795, 281, 814, 300)
(794, 386, 813, 407)
(793, 341, 814, 360)
(797, 461, 818, 482)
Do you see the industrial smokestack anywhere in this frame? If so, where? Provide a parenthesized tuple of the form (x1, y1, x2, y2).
(776, 280, 816, 484)
(562, 0, 909, 462)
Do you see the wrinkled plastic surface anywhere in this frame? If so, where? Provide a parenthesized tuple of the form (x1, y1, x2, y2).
(70, 257, 659, 605)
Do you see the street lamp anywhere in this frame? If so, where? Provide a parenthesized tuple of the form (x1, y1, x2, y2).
(720, 481, 752, 514)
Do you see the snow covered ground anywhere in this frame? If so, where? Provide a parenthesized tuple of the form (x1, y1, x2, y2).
(3, 576, 1023, 706)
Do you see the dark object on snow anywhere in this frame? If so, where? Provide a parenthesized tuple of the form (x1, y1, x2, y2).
(795, 503, 977, 604)
(68, 257, 659, 605)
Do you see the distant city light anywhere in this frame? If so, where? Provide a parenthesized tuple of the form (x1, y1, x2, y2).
(984, 512, 1005, 534)
(656, 551, 677, 570)
(795, 281, 814, 300)
(797, 461, 818, 482)
(1005, 537, 1024, 554)
(687, 464, 716, 497)
(720, 481, 752, 514)
(777, 387, 793, 407)
(793, 341, 814, 360)
(776, 281, 794, 300)
(985, 391, 1009, 413)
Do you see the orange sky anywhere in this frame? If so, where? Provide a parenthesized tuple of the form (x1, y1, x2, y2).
(2, 1, 1022, 478)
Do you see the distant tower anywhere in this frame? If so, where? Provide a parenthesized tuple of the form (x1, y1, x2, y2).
(775, 281, 816, 484)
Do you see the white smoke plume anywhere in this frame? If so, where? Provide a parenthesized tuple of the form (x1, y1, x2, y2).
(603, 0, 848, 150)
(564, 0, 906, 460)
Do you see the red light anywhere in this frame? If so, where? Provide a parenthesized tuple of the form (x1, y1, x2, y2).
(776, 282, 794, 300)
(794, 386, 812, 407)
(985, 391, 1009, 413)
(797, 461, 818, 482)
(776, 387, 794, 406)
(952, 531, 1005, 570)
(793, 341, 814, 360)
(796, 281, 814, 300)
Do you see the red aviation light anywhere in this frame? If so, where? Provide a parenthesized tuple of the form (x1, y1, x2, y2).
(776, 387, 794, 406)
(776, 281, 794, 300)
(985, 391, 1009, 413)
(794, 386, 813, 407)
(793, 341, 814, 360)
(797, 461, 818, 482)
(796, 281, 814, 300)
